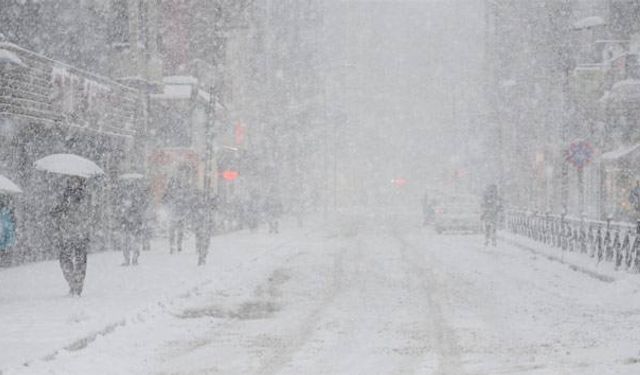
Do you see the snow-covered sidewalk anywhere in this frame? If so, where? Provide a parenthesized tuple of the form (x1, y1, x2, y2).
(0, 226, 305, 372)
(499, 231, 640, 284)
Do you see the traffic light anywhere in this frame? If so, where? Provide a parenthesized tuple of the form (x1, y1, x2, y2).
(222, 170, 239, 181)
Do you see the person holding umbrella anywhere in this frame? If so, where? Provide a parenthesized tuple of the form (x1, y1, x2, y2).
(35, 153, 103, 296)
(50, 177, 92, 296)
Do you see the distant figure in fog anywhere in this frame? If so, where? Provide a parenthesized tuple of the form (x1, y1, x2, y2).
(0, 196, 17, 253)
(629, 180, 640, 216)
(117, 180, 147, 266)
(481, 184, 501, 247)
(163, 174, 192, 254)
(422, 190, 433, 226)
(245, 192, 261, 232)
(264, 191, 283, 234)
(51, 177, 91, 296)
(292, 193, 307, 228)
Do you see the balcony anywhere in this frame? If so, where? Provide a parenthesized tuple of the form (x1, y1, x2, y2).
(0, 42, 140, 138)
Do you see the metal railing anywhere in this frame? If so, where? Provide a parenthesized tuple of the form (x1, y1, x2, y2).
(506, 210, 640, 272)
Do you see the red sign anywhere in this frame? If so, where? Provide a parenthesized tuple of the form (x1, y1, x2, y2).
(565, 140, 593, 169)
(222, 170, 239, 181)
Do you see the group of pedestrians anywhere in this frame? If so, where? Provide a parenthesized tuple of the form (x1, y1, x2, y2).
(218, 192, 284, 234)
(0, 168, 288, 297)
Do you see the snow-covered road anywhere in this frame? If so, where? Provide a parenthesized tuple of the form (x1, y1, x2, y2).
(6, 214, 640, 374)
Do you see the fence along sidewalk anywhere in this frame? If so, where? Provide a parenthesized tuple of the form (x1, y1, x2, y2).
(506, 210, 640, 272)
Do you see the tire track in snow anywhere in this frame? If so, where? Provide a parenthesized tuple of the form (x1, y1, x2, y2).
(253, 227, 354, 375)
(391, 223, 467, 375)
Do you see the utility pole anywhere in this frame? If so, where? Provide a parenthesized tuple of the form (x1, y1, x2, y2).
(204, 83, 217, 200)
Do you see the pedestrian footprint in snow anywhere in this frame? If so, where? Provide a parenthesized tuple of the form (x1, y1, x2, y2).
(51, 177, 91, 296)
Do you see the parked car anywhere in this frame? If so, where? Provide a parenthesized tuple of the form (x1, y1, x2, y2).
(433, 194, 482, 234)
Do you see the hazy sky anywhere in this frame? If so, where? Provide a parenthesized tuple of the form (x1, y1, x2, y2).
(323, 0, 486, 198)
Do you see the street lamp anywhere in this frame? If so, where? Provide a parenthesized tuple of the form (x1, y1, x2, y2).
(321, 62, 358, 216)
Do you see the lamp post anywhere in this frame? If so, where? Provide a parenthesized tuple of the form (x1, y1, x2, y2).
(321, 62, 357, 215)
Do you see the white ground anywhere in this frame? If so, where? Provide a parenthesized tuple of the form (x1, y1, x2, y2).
(3, 213, 640, 374)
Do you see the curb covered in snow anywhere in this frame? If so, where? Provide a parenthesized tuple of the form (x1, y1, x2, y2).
(18, 279, 213, 371)
(499, 233, 616, 283)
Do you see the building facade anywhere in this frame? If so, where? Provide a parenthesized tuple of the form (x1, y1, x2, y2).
(485, 0, 640, 220)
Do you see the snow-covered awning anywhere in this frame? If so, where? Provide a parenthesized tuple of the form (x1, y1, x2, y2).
(605, 79, 640, 102)
(151, 84, 192, 100)
(163, 75, 198, 85)
(573, 16, 606, 30)
(0, 48, 26, 67)
(34, 153, 105, 178)
(601, 143, 640, 161)
(0, 175, 22, 194)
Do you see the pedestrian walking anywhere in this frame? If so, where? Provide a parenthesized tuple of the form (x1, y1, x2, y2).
(51, 177, 91, 296)
(245, 192, 261, 232)
(422, 190, 434, 226)
(0, 195, 17, 253)
(116, 185, 145, 266)
(163, 173, 192, 254)
(264, 191, 283, 234)
(481, 184, 501, 247)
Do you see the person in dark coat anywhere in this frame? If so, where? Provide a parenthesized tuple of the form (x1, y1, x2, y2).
(51, 177, 91, 296)
(163, 175, 192, 254)
(245, 192, 261, 232)
(117, 185, 144, 266)
(264, 192, 283, 234)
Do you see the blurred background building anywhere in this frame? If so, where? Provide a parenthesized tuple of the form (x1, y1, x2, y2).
(485, 0, 640, 221)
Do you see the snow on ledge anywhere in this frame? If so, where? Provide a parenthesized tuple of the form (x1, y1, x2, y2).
(573, 15, 606, 30)
(0, 48, 26, 67)
(163, 75, 198, 85)
(151, 84, 193, 100)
